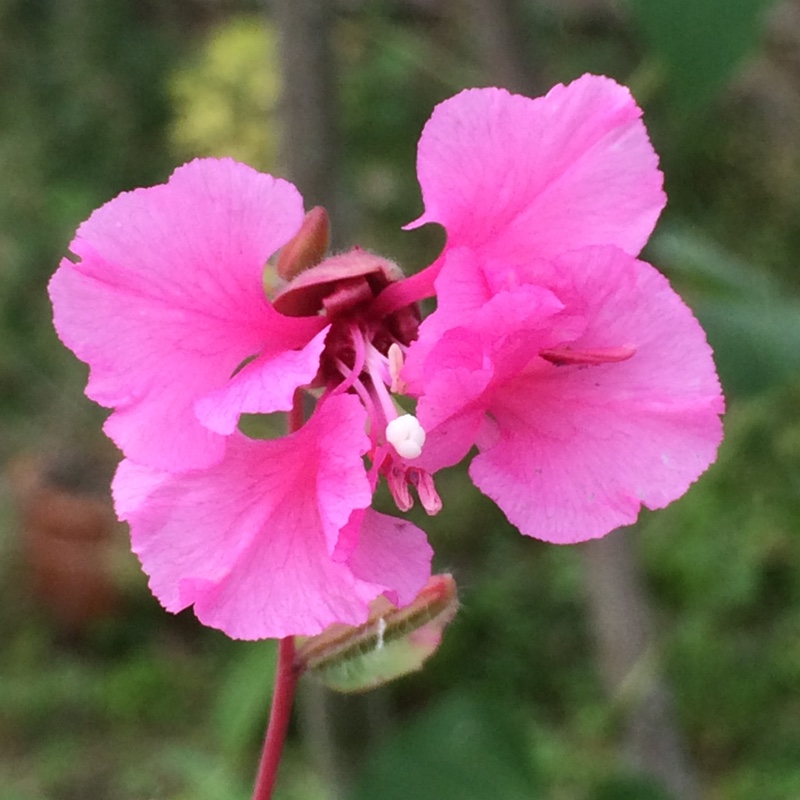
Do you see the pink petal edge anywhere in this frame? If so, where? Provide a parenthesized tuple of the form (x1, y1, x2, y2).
(405, 74, 666, 292)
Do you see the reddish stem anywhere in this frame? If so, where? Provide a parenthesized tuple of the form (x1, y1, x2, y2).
(251, 637, 300, 800)
(251, 392, 306, 800)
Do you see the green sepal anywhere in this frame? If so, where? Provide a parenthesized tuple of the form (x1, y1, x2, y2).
(295, 574, 458, 693)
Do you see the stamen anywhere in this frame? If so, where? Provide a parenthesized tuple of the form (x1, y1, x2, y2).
(385, 460, 414, 511)
(331, 324, 367, 395)
(381, 457, 441, 515)
(387, 342, 406, 394)
(408, 468, 442, 515)
(334, 356, 379, 453)
(364, 341, 391, 387)
(365, 352, 400, 428)
(539, 344, 636, 367)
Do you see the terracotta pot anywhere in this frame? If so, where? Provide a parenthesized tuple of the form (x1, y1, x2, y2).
(11, 455, 118, 633)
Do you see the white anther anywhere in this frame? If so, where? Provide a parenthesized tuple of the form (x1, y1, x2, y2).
(387, 343, 406, 394)
(385, 414, 426, 460)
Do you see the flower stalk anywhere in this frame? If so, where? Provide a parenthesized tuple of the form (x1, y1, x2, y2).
(251, 636, 300, 800)
(251, 389, 306, 800)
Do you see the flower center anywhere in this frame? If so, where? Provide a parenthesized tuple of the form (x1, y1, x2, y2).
(274, 247, 419, 384)
(272, 245, 438, 515)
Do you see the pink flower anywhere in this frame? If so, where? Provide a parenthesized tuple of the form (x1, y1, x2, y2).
(51, 158, 436, 638)
(394, 75, 725, 542)
(50, 73, 723, 638)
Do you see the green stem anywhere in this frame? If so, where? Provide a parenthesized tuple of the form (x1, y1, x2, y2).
(251, 637, 300, 800)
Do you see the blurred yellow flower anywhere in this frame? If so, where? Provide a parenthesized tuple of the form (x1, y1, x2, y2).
(168, 16, 280, 171)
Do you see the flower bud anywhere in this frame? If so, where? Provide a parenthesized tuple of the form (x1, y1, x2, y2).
(276, 206, 330, 281)
(295, 574, 459, 693)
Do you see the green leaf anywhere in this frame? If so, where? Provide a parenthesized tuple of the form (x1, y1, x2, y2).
(349, 693, 541, 800)
(651, 226, 777, 299)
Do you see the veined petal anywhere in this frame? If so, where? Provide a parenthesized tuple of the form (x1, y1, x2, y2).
(402, 248, 490, 392)
(403, 249, 582, 396)
(50, 158, 324, 471)
(468, 246, 724, 542)
(411, 245, 722, 541)
(409, 75, 665, 270)
(470, 383, 722, 543)
(195, 326, 331, 435)
(414, 335, 493, 473)
(410, 258, 578, 472)
(112, 394, 416, 639)
(344, 508, 433, 609)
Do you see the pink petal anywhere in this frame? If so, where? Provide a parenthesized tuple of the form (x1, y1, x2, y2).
(195, 326, 331, 435)
(113, 459, 170, 519)
(470, 378, 722, 543)
(113, 394, 427, 639)
(535, 247, 725, 413)
(408, 252, 578, 473)
(479, 248, 722, 541)
(50, 158, 324, 471)
(410, 252, 570, 411)
(416, 246, 723, 542)
(409, 75, 665, 268)
(414, 346, 492, 473)
(343, 508, 434, 608)
(402, 247, 491, 392)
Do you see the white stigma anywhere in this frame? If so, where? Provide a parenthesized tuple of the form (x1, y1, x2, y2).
(385, 413, 426, 460)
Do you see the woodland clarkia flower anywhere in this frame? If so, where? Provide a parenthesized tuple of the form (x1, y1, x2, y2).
(389, 75, 724, 542)
(50, 74, 724, 639)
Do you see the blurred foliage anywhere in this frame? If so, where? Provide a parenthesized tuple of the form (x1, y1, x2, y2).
(350, 693, 543, 800)
(642, 383, 800, 799)
(1, 0, 800, 798)
(628, 0, 774, 110)
(0, 0, 179, 458)
(169, 15, 281, 171)
(337, 8, 454, 262)
(650, 225, 800, 396)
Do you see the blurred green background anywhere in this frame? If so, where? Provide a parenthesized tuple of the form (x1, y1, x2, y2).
(1, 0, 799, 798)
